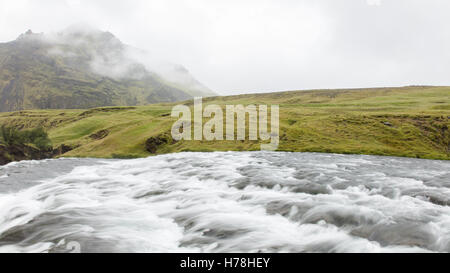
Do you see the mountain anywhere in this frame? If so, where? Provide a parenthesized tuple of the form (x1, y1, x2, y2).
(0, 26, 214, 112)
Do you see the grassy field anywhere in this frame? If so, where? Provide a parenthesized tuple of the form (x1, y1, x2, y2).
(0, 86, 449, 160)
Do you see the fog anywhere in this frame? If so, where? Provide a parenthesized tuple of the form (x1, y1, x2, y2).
(1, 0, 450, 95)
(18, 24, 213, 95)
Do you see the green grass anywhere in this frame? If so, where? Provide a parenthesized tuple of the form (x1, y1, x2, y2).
(0, 86, 449, 160)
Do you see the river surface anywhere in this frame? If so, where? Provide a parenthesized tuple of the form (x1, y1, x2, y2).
(0, 152, 449, 253)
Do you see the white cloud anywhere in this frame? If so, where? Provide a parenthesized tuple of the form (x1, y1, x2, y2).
(0, 0, 449, 94)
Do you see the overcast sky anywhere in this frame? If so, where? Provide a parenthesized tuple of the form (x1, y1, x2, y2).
(1, 0, 449, 94)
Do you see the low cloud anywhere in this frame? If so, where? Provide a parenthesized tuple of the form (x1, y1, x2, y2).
(1, 0, 450, 94)
(29, 24, 212, 94)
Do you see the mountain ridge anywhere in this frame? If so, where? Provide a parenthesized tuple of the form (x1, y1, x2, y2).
(0, 27, 214, 112)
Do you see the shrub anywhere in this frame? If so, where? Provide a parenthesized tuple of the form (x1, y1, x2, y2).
(34, 136, 52, 151)
(0, 126, 52, 151)
(0, 126, 22, 145)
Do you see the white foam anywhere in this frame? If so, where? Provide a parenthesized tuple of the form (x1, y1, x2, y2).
(0, 152, 449, 253)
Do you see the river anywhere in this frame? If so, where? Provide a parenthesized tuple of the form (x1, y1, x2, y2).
(0, 152, 449, 253)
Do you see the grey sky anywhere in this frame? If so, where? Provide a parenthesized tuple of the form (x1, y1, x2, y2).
(1, 0, 449, 95)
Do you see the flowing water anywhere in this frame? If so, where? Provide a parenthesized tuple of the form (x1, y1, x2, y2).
(0, 152, 449, 253)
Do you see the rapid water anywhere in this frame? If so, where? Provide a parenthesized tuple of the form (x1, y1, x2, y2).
(0, 152, 449, 253)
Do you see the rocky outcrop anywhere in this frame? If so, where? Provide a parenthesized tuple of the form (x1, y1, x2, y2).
(0, 144, 53, 165)
(0, 143, 78, 165)
(145, 136, 169, 154)
(51, 144, 78, 157)
(89, 129, 109, 140)
(145, 133, 177, 154)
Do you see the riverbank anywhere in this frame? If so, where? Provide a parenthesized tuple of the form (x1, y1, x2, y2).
(0, 86, 449, 160)
(0, 143, 77, 165)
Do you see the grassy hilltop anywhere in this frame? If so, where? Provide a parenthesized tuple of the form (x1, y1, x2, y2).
(0, 86, 449, 160)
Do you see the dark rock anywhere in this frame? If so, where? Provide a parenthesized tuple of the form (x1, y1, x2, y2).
(89, 129, 109, 140)
(0, 145, 12, 165)
(145, 134, 171, 153)
(0, 144, 54, 165)
(0, 142, 81, 165)
(52, 144, 77, 157)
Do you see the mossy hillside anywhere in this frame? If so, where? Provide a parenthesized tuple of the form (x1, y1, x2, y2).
(0, 86, 448, 159)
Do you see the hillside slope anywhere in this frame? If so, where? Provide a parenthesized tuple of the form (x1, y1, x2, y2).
(0, 86, 449, 160)
(0, 27, 214, 112)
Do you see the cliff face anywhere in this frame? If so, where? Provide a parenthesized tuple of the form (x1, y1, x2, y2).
(0, 28, 214, 112)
